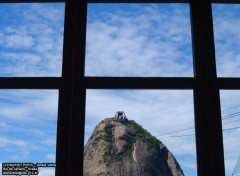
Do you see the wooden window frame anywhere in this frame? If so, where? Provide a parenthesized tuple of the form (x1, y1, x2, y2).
(1, 0, 240, 175)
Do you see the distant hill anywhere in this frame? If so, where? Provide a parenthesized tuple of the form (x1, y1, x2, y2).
(84, 117, 184, 176)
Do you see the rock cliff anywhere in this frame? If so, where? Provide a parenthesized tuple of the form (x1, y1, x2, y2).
(84, 118, 184, 176)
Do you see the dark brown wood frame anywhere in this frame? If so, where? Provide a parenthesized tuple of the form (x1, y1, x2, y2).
(1, 0, 240, 175)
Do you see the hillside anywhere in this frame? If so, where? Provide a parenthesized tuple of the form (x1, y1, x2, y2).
(84, 118, 184, 176)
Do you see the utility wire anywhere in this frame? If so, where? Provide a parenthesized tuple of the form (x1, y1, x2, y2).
(157, 109, 240, 138)
(224, 118, 240, 125)
(222, 104, 240, 113)
(159, 126, 240, 138)
(222, 112, 240, 120)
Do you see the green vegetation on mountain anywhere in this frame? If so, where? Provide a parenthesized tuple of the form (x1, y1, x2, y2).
(127, 120, 162, 152)
(84, 118, 184, 176)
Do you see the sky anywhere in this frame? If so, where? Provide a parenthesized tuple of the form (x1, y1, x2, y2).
(85, 3, 193, 77)
(85, 89, 197, 175)
(0, 2, 240, 176)
(0, 3, 64, 77)
(0, 3, 64, 176)
(212, 4, 240, 77)
(0, 90, 58, 176)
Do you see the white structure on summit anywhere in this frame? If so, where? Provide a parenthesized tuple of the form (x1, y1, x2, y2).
(114, 111, 128, 121)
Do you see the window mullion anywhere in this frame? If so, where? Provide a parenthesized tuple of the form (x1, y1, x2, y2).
(55, 0, 87, 176)
(190, 0, 225, 176)
(70, 0, 88, 175)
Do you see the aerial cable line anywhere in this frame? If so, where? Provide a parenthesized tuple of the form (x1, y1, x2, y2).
(223, 118, 240, 125)
(225, 156, 239, 160)
(160, 133, 195, 138)
(223, 126, 240, 131)
(157, 110, 240, 138)
(159, 126, 240, 138)
(155, 104, 240, 138)
(222, 104, 240, 113)
(157, 126, 194, 136)
(222, 112, 240, 120)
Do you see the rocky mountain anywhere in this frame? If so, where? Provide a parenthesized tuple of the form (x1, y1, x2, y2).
(84, 117, 184, 176)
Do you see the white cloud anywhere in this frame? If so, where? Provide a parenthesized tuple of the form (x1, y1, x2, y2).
(5, 34, 35, 48)
(212, 4, 240, 77)
(0, 3, 64, 77)
(182, 162, 197, 170)
(35, 37, 54, 52)
(8, 151, 29, 160)
(38, 168, 55, 176)
(0, 90, 58, 123)
(9, 155, 19, 160)
(46, 154, 55, 162)
(0, 122, 10, 131)
(0, 122, 47, 137)
(0, 52, 41, 63)
(0, 32, 4, 45)
(22, 3, 64, 24)
(0, 135, 31, 148)
(85, 4, 193, 77)
(163, 137, 196, 156)
(42, 139, 56, 146)
(85, 90, 194, 133)
(0, 90, 58, 166)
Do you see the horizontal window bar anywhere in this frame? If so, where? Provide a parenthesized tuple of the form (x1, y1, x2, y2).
(2, 77, 240, 89)
(0, 0, 64, 3)
(218, 78, 240, 89)
(0, 77, 62, 89)
(212, 0, 240, 4)
(84, 77, 195, 89)
(87, 0, 189, 3)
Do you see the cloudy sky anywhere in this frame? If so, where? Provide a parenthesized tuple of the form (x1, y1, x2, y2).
(0, 2, 240, 176)
(0, 3, 64, 77)
(212, 4, 240, 77)
(85, 3, 193, 77)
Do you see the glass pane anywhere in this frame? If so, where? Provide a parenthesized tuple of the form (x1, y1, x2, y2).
(85, 90, 197, 175)
(85, 3, 193, 77)
(212, 4, 240, 77)
(0, 90, 58, 176)
(0, 3, 65, 77)
(220, 91, 240, 176)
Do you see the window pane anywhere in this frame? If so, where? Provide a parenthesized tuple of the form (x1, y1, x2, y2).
(85, 4, 193, 77)
(212, 4, 240, 77)
(0, 90, 58, 176)
(0, 3, 65, 77)
(220, 91, 240, 176)
(85, 90, 197, 175)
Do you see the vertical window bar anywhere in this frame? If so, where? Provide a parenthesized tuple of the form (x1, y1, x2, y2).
(56, 0, 86, 176)
(55, 1, 74, 176)
(190, 0, 225, 175)
(71, 0, 87, 175)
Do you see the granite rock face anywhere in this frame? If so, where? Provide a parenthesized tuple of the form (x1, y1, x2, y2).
(84, 118, 184, 176)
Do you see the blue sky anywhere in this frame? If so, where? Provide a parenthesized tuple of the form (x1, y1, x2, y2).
(0, 2, 240, 176)
(85, 3, 193, 77)
(0, 3, 64, 77)
(0, 3, 64, 176)
(219, 91, 240, 176)
(212, 4, 240, 77)
(85, 89, 197, 176)
(0, 90, 58, 176)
